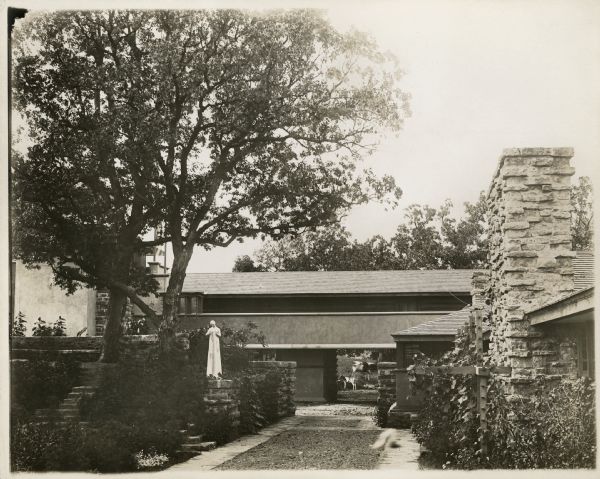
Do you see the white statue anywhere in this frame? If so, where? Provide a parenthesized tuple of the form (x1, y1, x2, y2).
(206, 320, 222, 378)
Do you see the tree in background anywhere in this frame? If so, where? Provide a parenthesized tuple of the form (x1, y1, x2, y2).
(571, 176, 594, 251)
(242, 193, 489, 271)
(13, 10, 409, 355)
(232, 255, 265, 272)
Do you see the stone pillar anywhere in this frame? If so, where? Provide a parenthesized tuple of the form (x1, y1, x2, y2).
(94, 290, 110, 336)
(205, 378, 240, 434)
(486, 148, 575, 385)
(95, 289, 133, 336)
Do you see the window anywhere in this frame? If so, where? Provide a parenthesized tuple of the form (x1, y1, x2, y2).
(177, 294, 204, 315)
(577, 324, 595, 378)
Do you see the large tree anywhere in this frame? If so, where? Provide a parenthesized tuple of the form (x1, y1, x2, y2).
(13, 9, 409, 355)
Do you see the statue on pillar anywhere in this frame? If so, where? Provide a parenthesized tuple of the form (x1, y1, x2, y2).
(206, 320, 222, 378)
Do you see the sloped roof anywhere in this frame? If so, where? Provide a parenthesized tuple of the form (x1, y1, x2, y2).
(526, 251, 595, 315)
(574, 250, 594, 290)
(181, 269, 477, 295)
(393, 307, 472, 338)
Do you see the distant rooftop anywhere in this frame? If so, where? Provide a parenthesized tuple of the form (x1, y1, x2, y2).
(181, 269, 477, 295)
(574, 250, 594, 291)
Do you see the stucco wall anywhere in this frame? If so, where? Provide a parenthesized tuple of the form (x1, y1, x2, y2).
(13, 261, 95, 336)
(176, 311, 452, 346)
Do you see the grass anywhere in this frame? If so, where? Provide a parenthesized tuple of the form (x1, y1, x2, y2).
(217, 429, 383, 470)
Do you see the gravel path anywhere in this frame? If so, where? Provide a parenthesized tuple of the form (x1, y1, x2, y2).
(165, 403, 422, 471)
(295, 403, 375, 417)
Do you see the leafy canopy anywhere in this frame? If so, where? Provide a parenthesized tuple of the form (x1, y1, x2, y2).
(12, 10, 409, 312)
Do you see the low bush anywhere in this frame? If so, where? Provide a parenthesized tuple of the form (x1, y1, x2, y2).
(11, 422, 90, 472)
(11, 419, 182, 472)
(254, 370, 282, 424)
(80, 359, 206, 432)
(11, 358, 81, 421)
(238, 376, 267, 435)
(200, 409, 237, 446)
(373, 399, 392, 427)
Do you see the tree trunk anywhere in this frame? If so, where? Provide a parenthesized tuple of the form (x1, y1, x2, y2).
(99, 288, 128, 363)
(158, 246, 194, 357)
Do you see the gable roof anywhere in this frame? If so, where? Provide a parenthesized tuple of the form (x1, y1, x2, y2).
(181, 269, 477, 296)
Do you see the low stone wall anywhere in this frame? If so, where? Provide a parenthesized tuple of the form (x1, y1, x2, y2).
(10, 336, 103, 361)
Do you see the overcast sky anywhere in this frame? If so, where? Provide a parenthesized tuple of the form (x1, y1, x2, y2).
(10, 0, 600, 272)
(184, 0, 600, 272)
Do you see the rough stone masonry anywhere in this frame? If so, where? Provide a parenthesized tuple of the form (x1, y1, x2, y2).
(486, 147, 577, 390)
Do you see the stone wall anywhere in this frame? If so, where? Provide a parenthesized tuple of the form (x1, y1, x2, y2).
(205, 379, 240, 434)
(486, 147, 576, 391)
(94, 290, 133, 336)
(10, 336, 103, 361)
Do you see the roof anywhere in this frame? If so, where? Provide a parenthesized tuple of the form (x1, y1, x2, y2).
(392, 307, 472, 338)
(527, 286, 594, 325)
(574, 250, 594, 291)
(525, 251, 594, 315)
(181, 269, 477, 295)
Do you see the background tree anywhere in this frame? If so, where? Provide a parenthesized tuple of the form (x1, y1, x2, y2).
(571, 176, 593, 250)
(232, 255, 265, 272)
(13, 9, 409, 354)
(244, 193, 489, 271)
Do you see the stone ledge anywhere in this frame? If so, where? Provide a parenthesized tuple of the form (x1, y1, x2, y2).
(502, 147, 574, 158)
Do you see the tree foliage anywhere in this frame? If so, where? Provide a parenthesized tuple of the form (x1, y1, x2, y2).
(243, 193, 488, 271)
(571, 176, 593, 251)
(12, 9, 409, 353)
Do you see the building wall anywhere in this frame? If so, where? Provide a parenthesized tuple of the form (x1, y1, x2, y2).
(177, 311, 457, 346)
(486, 148, 577, 390)
(12, 261, 95, 336)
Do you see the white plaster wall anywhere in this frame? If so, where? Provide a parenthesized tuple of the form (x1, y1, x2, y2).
(13, 261, 95, 336)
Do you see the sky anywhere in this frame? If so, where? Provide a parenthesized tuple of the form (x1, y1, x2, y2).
(8, 0, 600, 272)
(185, 0, 600, 272)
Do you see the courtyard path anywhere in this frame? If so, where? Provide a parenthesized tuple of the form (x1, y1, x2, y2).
(166, 403, 421, 471)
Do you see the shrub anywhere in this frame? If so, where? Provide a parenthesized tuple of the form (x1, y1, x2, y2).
(254, 370, 282, 424)
(11, 358, 81, 421)
(238, 376, 267, 435)
(11, 421, 90, 472)
(10, 311, 27, 337)
(80, 359, 206, 432)
(373, 399, 392, 427)
(409, 321, 596, 469)
(200, 409, 237, 446)
(31, 316, 66, 336)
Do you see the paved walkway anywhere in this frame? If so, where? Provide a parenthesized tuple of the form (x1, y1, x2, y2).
(164, 404, 421, 471)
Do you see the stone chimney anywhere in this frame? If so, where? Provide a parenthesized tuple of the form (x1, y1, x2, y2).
(486, 148, 575, 377)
